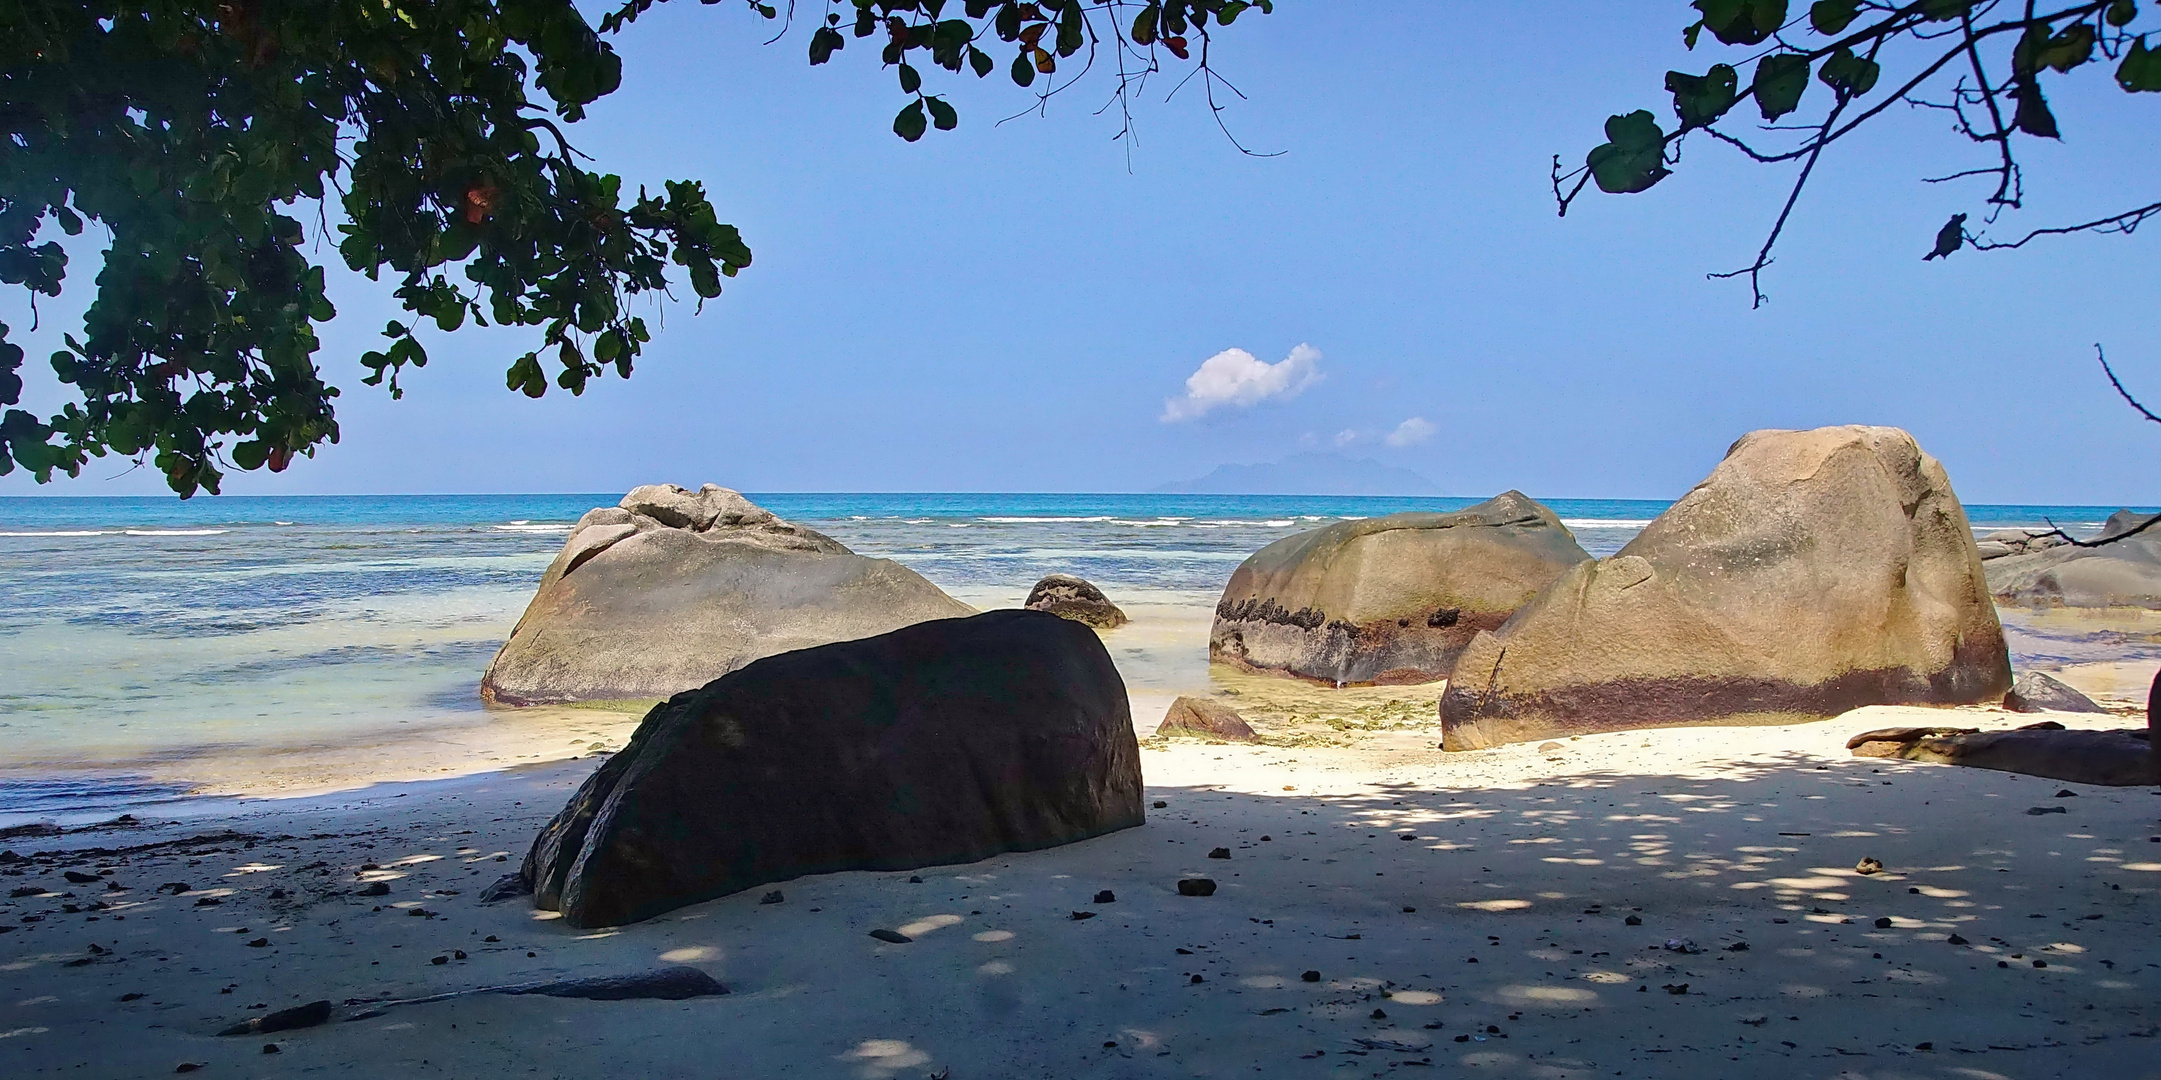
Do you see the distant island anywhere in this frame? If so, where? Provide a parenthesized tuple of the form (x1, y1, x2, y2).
(1154, 452, 1444, 495)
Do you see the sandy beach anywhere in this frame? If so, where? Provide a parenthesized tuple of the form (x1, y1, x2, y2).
(4, 681, 2156, 1078)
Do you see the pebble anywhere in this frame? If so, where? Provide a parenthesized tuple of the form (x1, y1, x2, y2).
(1070, 911, 1096, 921)
(1093, 890, 1115, 904)
(869, 928, 912, 944)
(1301, 970, 1321, 982)
(1207, 847, 1230, 859)
(1177, 878, 1217, 897)
(759, 890, 784, 905)
(64, 871, 99, 884)
(1855, 857, 1884, 875)
(359, 882, 390, 897)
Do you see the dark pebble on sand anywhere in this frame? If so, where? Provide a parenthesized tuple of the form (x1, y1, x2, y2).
(1070, 911, 1096, 921)
(1207, 847, 1230, 859)
(1189, 974, 1204, 984)
(759, 890, 784, 905)
(1177, 879, 1217, 897)
(1624, 915, 1642, 926)
(176, 1063, 203, 1073)
(263, 1044, 280, 1055)
(246, 938, 269, 947)
(193, 898, 221, 907)
(869, 928, 912, 944)
(1302, 970, 1320, 982)
(1093, 890, 1115, 904)
(1371, 1009, 1387, 1019)
(908, 875, 923, 883)
(359, 883, 389, 897)
(432, 955, 448, 965)
(64, 871, 98, 884)
(1874, 917, 1893, 929)
(1152, 801, 1167, 809)
(1947, 933, 1969, 945)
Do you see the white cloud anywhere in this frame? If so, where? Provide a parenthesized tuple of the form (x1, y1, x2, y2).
(1333, 429, 1360, 447)
(1160, 344, 1323, 422)
(1385, 416, 1436, 447)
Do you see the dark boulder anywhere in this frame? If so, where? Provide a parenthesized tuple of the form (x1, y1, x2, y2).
(521, 609, 1144, 927)
(1848, 724, 2153, 787)
(1025, 574, 1128, 629)
(1155, 697, 1258, 742)
(2004, 670, 2108, 714)
(1210, 491, 1589, 686)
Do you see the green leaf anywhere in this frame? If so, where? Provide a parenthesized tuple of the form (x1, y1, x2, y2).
(968, 46, 994, 77)
(1920, 0, 1976, 20)
(1011, 51, 1037, 87)
(2121, 37, 2161, 91)
(1808, 0, 1858, 34)
(1219, 1, 1249, 24)
(1585, 110, 1671, 195)
(1753, 54, 1810, 120)
(1690, 0, 1787, 47)
(2012, 75, 2059, 138)
(1817, 47, 1880, 97)
(1665, 65, 1738, 129)
(809, 26, 844, 65)
(2108, 0, 2138, 28)
(1131, 2, 1160, 44)
(894, 99, 928, 141)
(899, 63, 922, 93)
(1683, 19, 1704, 49)
(926, 96, 957, 131)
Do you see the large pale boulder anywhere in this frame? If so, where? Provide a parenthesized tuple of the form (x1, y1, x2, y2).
(1985, 509, 2161, 608)
(520, 610, 1144, 928)
(481, 484, 973, 705)
(1441, 427, 2011, 749)
(1208, 491, 1590, 686)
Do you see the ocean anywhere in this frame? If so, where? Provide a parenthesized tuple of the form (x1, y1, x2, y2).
(0, 493, 2146, 825)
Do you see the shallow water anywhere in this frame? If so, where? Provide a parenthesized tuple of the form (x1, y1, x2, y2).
(0, 493, 2144, 824)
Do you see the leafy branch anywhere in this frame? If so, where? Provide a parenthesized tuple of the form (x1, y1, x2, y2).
(1555, 1, 2161, 307)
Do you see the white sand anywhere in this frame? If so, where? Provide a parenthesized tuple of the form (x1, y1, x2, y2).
(4, 698, 2156, 1078)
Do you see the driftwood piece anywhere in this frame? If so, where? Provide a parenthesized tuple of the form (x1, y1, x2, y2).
(1850, 668, 2159, 787)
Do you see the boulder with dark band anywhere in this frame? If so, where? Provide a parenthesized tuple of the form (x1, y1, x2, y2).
(1209, 491, 1589, 686)
(520, 609, 1144, 927)
(1155, 697, 1258, 742)
(1442, 427, 2011, 749)
(482, 484, 972, 705)
(2004, 670, 2108, 714)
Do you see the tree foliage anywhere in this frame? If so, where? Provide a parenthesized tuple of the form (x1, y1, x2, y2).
(1556, 1, 2161, 305)
(4, 0, 1263, 495)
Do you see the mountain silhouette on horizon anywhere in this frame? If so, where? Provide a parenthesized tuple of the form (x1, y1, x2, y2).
(1154, 452, 1443, 496)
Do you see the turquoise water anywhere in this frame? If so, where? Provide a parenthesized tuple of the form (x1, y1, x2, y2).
(0, 493, 2149, 823)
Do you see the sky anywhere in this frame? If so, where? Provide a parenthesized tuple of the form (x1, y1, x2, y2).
(3, 3, 2156, 503)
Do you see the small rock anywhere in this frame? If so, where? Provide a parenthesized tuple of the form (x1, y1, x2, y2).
(2032, 959, 2047, 968)
(908, 875, 923, 884)
(407, 908, 432, 917)
(358, 882, 390, 897)
(266, 889, 286, 900)
(1177, 878, 1217, 897)
(1724, 942, 1749, 952)
(1623, 915, 1642, 926)
(176, 1064, 203, 1073)
(1915, 1041, 1933, 1051)
(193, 897, 222, 907)
(1401, 906, 1416, 913)
(1189, 974, 1204, 985)
(157, 882, 189, 895)
(1663, 939, 1699, 954)
(246, 937, 269, 948)
(1157, 697, 1257, 742)
(1947, 933, 1970, 945)
(119, 992, 145, 1002)
(360, 863, 381, 871)
(759, 890, 785, 905)
(1399, 834, 1416, 841)
(1740, 1015, 1767, 1026)
(868, 928, 912, 944)
(1070, 911, 1096, 921)
(1301, 970, 1321, 982)
(1151, 801, 1168, 809)
(1093, 890, 1115, 904)
(7, 886, 40, 898)
(1855, 857, 1884, 875)
(1663, 983, 1690, 995)
(1873, 917, 1892, 929)
(1370, 1008, 1387, 1020)
(1537, 741, 1563, 752)
(2026, 806, 2069, 816)
(262, 1044, 280, 1055)
(2054, 789, 2078, 798)
(63, 870, 98, 884)
(431, 955, 448, 965)
(453, 950, 467, 960)
(1207, 847, 1230, 859)
(484, 935, 500, 943)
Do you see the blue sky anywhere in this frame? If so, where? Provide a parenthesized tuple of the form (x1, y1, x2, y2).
(3, 3, 2155, 502)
